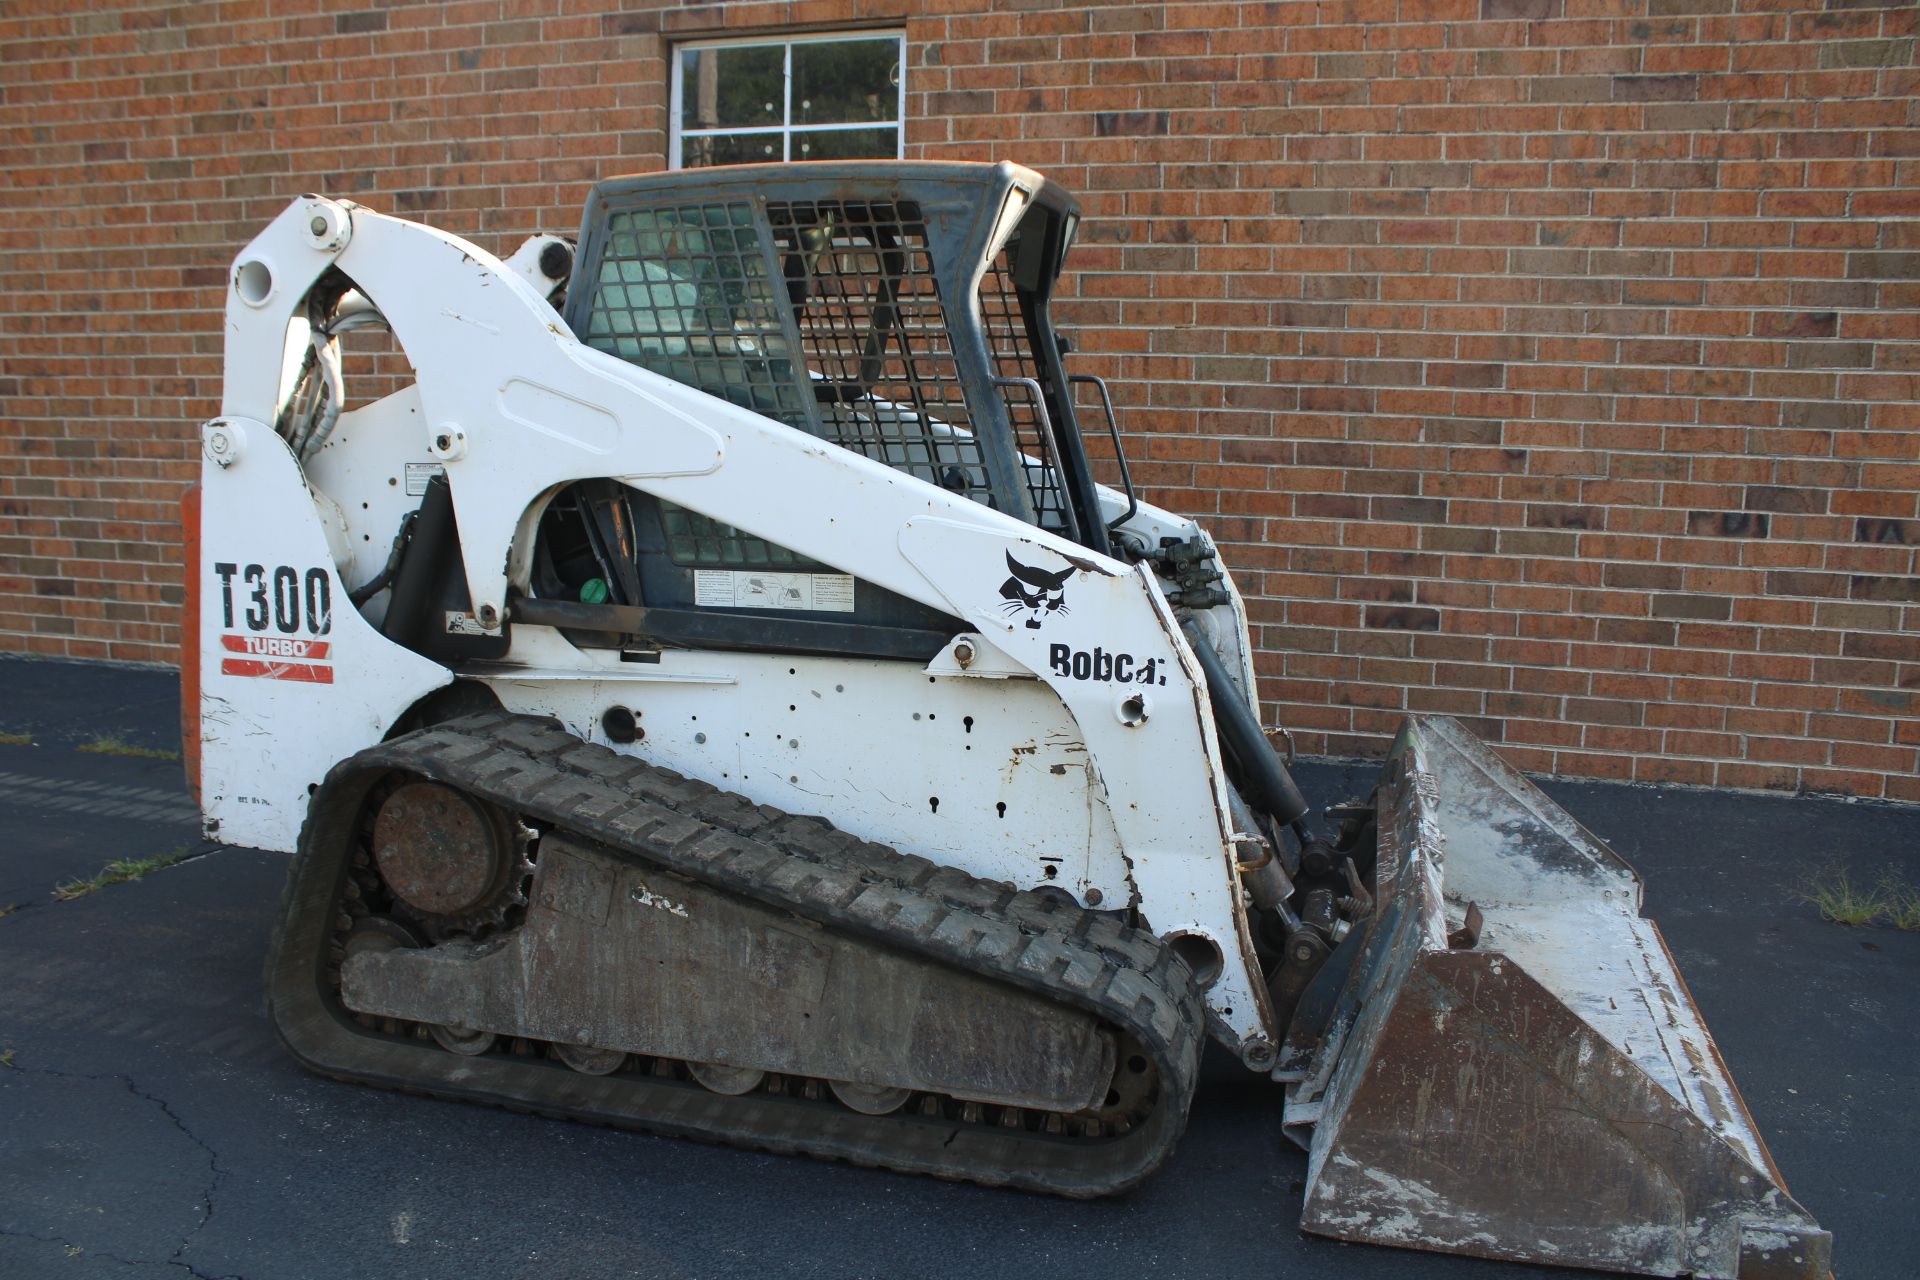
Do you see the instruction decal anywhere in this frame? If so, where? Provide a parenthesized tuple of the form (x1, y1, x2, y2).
(693, 570, 855, 613)
(213, 562, 334, 683)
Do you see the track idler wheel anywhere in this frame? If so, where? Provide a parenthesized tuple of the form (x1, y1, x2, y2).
(343, 916, 422, 958)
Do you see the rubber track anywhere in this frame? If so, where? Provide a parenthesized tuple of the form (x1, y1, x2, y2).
(267, 711, 1206, 1196)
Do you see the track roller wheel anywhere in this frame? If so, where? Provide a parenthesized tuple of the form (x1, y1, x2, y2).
(688, 1062, 764, 1095)
(555, 1044, 627, 1076)
(430, 1025, 497, 1056)
(830, 1080, 911, 1116)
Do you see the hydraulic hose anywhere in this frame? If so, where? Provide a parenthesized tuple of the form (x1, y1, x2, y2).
(380, 474, 455, 651)
(1180, 619, 1309, 828)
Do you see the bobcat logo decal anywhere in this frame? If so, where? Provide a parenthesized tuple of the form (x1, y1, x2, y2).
(998, 552, 1073, 629)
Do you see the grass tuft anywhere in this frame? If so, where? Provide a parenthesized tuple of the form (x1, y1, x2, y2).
(77, 731, 180, 762)
(0, 903, 17, 919)
(52, 848, 193, 902)
(1796, 867, 1888, 927)
(0, 1049, 14, 1068)
(1797, 865, 1920, 930)
(1880, 872, 1920, 932)
(0, 729, 32, 746)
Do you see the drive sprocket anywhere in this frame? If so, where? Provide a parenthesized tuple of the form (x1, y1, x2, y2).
(367, 779, 536, 939)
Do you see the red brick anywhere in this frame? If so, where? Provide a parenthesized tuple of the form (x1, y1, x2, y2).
(3, 2, 1916, 798)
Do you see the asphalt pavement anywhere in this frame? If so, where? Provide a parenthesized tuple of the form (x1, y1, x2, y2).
(1, 654, 1915, 1279)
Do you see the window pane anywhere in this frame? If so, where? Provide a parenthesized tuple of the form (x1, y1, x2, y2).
(680, 44, 783, 132)
(682, 131, 784, 169)
(791, 39, 898, 126)
(793, 127, 897, 162)
(659, 500, 819, 570)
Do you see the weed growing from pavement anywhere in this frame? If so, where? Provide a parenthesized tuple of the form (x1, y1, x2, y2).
(0, 729, 31, 746)
(0, 1049, 14, 1068)
(1881, 872, 1920, 931)
(1798, 866, 1920, 930)
(77, 731, 180, 761)
(53, 848, 193, 901)
(0, 903, 17, 918)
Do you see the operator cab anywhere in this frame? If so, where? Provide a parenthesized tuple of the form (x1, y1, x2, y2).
(528, 162, 1135, 659)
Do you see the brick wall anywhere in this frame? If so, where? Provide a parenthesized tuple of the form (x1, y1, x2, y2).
(3, 0, 1917, 800)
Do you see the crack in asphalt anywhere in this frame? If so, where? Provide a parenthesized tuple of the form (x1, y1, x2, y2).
(0, 1223, 232, 1279)
(43, 845, 223, 907)
(127, 1073, 226, 1278)
(0, 842, 227, 920)
(5, 1063, 239, 1280)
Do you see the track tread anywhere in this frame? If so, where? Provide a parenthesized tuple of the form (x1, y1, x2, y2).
(267, 711, 1205, 1197)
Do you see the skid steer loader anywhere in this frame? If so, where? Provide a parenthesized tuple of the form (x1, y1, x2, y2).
(184, 162, 1827, 1278)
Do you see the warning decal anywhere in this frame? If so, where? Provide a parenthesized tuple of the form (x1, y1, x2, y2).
(692, 570, 856, 613)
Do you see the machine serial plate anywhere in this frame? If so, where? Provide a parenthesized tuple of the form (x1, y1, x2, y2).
(405, 461, 446, 495)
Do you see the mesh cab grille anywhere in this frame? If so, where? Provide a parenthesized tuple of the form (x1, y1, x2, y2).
(767, 198, 993, 502)
(582, 202, 811, 432)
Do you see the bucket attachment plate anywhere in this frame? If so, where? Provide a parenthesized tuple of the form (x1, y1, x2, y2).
(1282, 717, 1828, 1279)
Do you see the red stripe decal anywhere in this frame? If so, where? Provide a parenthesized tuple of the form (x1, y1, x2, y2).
(220, 657, 335, 684)
(220, 633, 331, 660)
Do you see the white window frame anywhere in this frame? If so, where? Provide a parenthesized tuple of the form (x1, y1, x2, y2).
(669, 29, 907, 170)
